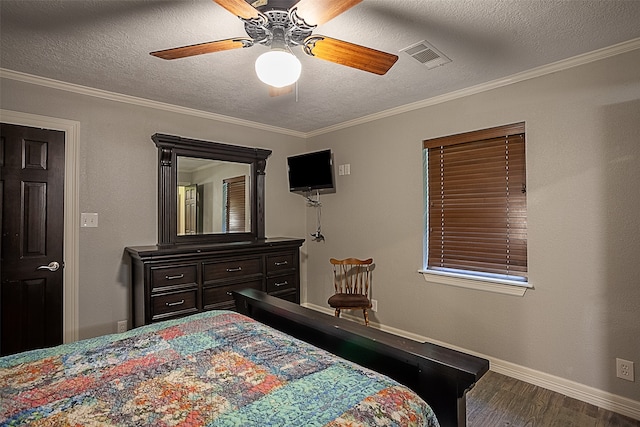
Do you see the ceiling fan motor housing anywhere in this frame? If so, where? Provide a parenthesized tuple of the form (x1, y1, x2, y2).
(244, 9, 314, 48)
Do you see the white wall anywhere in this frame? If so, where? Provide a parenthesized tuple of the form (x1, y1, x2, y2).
(305, 49, 640, 403)
(0, 78, 308, 339)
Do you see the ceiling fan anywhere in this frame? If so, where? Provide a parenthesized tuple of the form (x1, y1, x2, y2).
(150, 0, 399, 89)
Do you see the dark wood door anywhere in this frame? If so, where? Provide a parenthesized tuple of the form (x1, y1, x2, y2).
(0, 123, 65, 356)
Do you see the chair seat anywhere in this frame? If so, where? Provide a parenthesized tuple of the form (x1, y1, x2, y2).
(328, 293, 371, 308)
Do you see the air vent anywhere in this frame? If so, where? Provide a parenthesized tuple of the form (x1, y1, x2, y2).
(400, 40, 451, 69)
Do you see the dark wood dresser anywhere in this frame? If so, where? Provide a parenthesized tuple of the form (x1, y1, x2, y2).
(126, 238, 304, 327)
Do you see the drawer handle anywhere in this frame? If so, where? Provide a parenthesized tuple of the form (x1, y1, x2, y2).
(165, 274, 184, 280)
(226, 267, 242, 272)
(165, 299, 185, 307)
(226, 291, 233, 296)
(274, 261, 288, 266)
(274, 281, 288, 287)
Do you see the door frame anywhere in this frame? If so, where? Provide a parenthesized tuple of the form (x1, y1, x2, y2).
(1, 109, 79, 343)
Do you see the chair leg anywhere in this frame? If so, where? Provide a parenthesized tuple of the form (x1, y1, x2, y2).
(363, 309, 369, 326)
(334, 308, 341, 318)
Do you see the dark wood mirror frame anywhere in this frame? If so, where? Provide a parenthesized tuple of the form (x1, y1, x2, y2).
(152, 133, 272, 246)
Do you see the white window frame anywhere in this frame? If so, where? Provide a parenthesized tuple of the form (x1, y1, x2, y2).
(420, 126, 532, 296)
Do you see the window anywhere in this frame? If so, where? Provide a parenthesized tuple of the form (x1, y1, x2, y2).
(422, 122, 528, 292)
(223, 175, 246, 233)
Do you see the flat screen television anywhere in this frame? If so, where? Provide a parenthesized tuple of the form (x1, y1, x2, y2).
(287, 149, 334, 192)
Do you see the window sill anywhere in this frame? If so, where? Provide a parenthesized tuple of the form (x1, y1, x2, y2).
(419, 269, 532, 296)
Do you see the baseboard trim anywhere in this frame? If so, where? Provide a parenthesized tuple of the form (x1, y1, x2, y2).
(302, 302, 640, 421)
(490, 359, 640, 421)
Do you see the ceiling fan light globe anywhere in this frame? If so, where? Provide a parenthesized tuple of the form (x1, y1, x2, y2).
(255, 50, 301, 88)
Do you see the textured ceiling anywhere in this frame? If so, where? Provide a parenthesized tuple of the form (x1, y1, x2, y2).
(2, 0, 640, 135)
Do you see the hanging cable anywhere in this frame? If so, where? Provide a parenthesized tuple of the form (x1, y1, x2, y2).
(306, 190, 324, 241)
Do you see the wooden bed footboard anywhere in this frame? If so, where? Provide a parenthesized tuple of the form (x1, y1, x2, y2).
(233, 289, 489, 427)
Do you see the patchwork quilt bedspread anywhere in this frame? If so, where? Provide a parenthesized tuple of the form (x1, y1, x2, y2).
(1, 310, 438, 426)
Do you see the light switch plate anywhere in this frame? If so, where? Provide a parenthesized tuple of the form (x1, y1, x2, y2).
(81, 213, 98, 228)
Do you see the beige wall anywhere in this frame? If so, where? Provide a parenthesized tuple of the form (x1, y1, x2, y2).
(305, 48, 640, 402)
(0, 78, 308, 339)
(1, 46, 638, 405)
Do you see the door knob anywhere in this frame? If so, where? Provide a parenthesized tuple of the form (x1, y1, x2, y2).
(37, 261, 60, 272)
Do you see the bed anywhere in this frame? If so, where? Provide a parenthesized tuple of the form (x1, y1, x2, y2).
(1, 290, 488, 427)
(234, 289, 489, 427)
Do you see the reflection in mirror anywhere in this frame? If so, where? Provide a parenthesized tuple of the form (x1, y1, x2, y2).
(177, 157, 251, 235)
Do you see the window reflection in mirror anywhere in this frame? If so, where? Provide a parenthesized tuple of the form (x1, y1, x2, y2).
(177, 157, 251, 235)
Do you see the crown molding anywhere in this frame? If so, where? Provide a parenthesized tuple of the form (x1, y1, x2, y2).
(2, 37, 639, 139)
(0, 68, 307, 139)
(306, 37, 640, 137)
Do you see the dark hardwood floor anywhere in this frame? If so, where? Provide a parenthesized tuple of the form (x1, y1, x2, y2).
(466, 371, 640, 426)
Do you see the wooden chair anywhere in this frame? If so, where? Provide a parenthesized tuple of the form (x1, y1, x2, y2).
(328, 258, 373, 326)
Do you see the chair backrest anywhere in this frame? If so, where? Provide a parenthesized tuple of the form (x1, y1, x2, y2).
(330, 258, 373, 296)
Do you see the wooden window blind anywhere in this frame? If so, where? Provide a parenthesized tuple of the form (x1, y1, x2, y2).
(423, 122, 527, 279)
(224, 175, 246, 233)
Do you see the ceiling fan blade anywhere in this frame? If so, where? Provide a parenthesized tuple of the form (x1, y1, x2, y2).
(150, 38, 252, 60)
(303, 36, 398, 75)
(294, 0, 362, 26)
(269, 84, 294, 97)
(213, 0, 260, 20)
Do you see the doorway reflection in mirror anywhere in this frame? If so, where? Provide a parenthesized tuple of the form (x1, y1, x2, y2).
(177, 157, 251, 235)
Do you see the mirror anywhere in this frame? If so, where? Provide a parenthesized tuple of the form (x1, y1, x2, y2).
(152, 133, 272, 246)
(177, 157, 251, 235)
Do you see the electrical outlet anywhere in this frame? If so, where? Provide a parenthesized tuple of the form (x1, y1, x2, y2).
(371, 299, 378, 312)
(616, 358, 635, 381)
(117, 320, 127, 333)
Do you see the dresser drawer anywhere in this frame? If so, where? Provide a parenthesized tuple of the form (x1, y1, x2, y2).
(150, 264, 197, 291)
(266, 253, 295, 274)
(151, 289, 198, 319)
(203, 257, 262, 282)
(127, 238, 304, 326)
(266, 274, 296, 293)
(203, 280, 262, 310)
